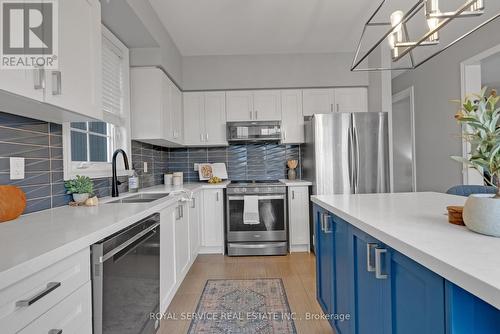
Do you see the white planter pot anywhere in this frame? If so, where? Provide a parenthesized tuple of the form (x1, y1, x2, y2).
(463, 194, 500, 237)
(72, 193, 89, 203)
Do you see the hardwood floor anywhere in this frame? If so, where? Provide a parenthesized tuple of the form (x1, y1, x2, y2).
(159, 252, 334, 334)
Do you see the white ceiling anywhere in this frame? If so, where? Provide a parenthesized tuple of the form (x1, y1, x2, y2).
(148, 0, 377, 56)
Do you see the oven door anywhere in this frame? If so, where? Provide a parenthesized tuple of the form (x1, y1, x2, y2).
(227, 194, 287, 242)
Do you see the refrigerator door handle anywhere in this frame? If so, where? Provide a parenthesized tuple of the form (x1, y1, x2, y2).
(353, 126, 360, 193)
(347, 127, 354, 193)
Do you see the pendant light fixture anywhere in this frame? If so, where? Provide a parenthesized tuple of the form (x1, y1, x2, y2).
(351, 0, 499, 71)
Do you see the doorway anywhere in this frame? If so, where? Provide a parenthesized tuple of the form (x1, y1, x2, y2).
(391, 87, 417, 193)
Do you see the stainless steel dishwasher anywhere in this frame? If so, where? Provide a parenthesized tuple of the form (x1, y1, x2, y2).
(91, 213, 160, 334)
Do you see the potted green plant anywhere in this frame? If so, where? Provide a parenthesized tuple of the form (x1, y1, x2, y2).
(65, 175, 94, 203)
(452, 87, 500, 237)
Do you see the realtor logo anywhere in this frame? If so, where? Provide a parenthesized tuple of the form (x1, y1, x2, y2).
(0, 0, 58, 69)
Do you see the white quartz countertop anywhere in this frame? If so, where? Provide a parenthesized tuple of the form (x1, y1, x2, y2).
(279, 179, 312, 186)
(0, 181, 230, 289)
(311, 192, 500, 309)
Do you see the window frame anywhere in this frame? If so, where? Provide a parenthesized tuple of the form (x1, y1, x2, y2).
(63, 25, 131, 180)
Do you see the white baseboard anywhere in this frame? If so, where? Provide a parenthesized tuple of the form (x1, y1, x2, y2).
(290, 244, 310, 253)
(198, 245, 224, 254)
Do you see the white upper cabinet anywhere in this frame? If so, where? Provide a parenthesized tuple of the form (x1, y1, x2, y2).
(226, 90, 281, 121)
(303, 87, 368, 116)
(131, 67, 183, 146)
(303, 89, 335, 116)
(281, 90, 304, 144)
(184, 92, 227, 146)
(204, 92, 227, 145)
(0, 0, 102, 123)
(253, 90, 281, 121)
(226, 91, 254, 121)
(334, 87, 368, 113)
(183, 92, 205, 145)
(44, 0, 102, 120)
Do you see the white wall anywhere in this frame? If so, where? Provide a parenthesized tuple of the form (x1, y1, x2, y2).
(126, 0, 183, 85)
(392, 20, 500, 193)
(182, 52, 368, 90)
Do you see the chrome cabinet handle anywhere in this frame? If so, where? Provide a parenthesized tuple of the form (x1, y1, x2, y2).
(52, 71, 62, 95)
(200, 133, 204, 142)
(366, 243, 377, 272)
(16, 282, 61, 307)
(33, 68, 45, 90)
(283, 130, 286, 141)
(191, 197, 196, 208)
(320, 213, 325, 232)
(249, 111, 253, 120)
(255, 110, 258, 119)
(323, 213, 333, 234)
(336, 104, 340, 112)
(375, 248, 388, 279)
(49, 330, 62, 334)
(205, 133, 209, 142)
(216, 191, 220, 202)
(330, 104, 333, 113)
(292, 190, 295, 200)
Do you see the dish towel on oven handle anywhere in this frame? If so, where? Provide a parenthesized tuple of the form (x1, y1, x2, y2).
(243, 196, 260, 225)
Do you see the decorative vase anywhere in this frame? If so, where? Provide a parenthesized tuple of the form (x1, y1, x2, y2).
(73, 193, 90, 203)
(288, 168, 297, 180)
(463, 194, 500, 237)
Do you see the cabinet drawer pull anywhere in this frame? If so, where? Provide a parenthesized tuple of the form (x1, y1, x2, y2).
(191, 197, 196, 209)
(16, 282, 61, 307)
(49, 330, 62, 334)
(250, 111, 253, 119)
(375, 248, 388, 279)
(366, 243, 377, 272)
(292, 190, 295, 200)
(33, 68, 45, 90)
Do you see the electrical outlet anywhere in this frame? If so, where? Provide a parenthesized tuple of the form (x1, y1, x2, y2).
(194, 163, 199, 171)
(10, 157, 25, 180)
(143, 161, 148, 173)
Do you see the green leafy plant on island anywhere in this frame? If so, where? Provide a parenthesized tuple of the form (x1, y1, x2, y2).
(65, 175, 94, 195)
(452, 87, 500, 198)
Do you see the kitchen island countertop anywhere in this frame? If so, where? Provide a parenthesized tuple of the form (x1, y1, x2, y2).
(311, 192, 500, 309)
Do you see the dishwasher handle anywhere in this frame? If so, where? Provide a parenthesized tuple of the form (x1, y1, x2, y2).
(99, 223, 159, 263)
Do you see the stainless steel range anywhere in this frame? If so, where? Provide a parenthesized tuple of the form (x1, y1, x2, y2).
(226, 180, 287, 256)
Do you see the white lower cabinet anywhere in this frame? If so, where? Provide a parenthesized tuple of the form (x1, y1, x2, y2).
(18, 281, 92, 334)
(189, 191, 202, 258)
(159, 205, 177, 312)
(200, 189, 225, 254)
(0, 248, 90, 333)
(175, 202, 190, 279)
(288, 186, 311, 252)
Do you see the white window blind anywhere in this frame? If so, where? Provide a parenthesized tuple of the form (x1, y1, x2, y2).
(102, 35, 124, 119)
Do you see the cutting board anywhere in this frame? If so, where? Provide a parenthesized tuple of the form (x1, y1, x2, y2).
(198, 163, 228, 181)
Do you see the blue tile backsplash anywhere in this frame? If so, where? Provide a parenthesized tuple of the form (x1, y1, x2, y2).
(167, 144, 302, 182)
(1, 110, 302, 214)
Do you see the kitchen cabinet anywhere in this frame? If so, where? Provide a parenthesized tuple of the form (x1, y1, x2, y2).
(303, 88, 368, 116)
(188, 191, 202, 258)
(175, 202, 190, 280)
(314, 205, 335, 321)
(0, 248, 91, 334)
(349, 227, 391, 334)
(18, 282, 92, 334)
(226, 90, 281, 121)
(159, 205, 176, 312)
(200, 189, 225, 254)
(281, 90, 304, 144)
(131, 67, 182, 146)
(184, 92, 227, 146)
(315, 208, 448, 334)
(0, 0, 102, 123)
(44, 0, 102, 120)
(334, 88, 368, 113)
(288, 186, 310, 251)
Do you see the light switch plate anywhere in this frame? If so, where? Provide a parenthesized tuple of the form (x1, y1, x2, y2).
(143, 161, 148, 173)
(10, 157, 25, 180)
(194, 163, 199, 171)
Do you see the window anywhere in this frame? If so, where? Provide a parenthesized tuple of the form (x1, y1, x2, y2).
(63, 26, 130, 180)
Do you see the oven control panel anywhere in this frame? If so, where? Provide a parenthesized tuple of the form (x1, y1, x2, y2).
(227, 185, 286, 195)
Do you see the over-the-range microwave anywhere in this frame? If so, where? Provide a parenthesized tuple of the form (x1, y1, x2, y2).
(226, 121, 282, 143)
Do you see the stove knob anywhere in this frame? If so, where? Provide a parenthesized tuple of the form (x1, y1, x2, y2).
(254, 187, 259, 193)
(242, 188, 247, 193)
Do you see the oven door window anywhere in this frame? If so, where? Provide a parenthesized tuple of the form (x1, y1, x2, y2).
(229, 197, 285, 232)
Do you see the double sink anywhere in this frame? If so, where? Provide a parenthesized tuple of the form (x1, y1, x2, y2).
(106, 193, 170, 204)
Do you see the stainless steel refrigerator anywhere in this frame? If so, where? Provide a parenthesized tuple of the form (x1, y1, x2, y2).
(303, 112, 390, 195)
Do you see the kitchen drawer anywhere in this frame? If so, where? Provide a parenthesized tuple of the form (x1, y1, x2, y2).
(0, 248, 90, 333)
(19, 281, 92, 334)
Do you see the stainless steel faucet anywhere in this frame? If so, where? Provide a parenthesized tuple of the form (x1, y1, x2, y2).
(111, 149, 130, 197)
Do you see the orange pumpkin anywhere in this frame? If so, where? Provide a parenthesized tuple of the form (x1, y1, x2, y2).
(0, 185, 27, 222)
